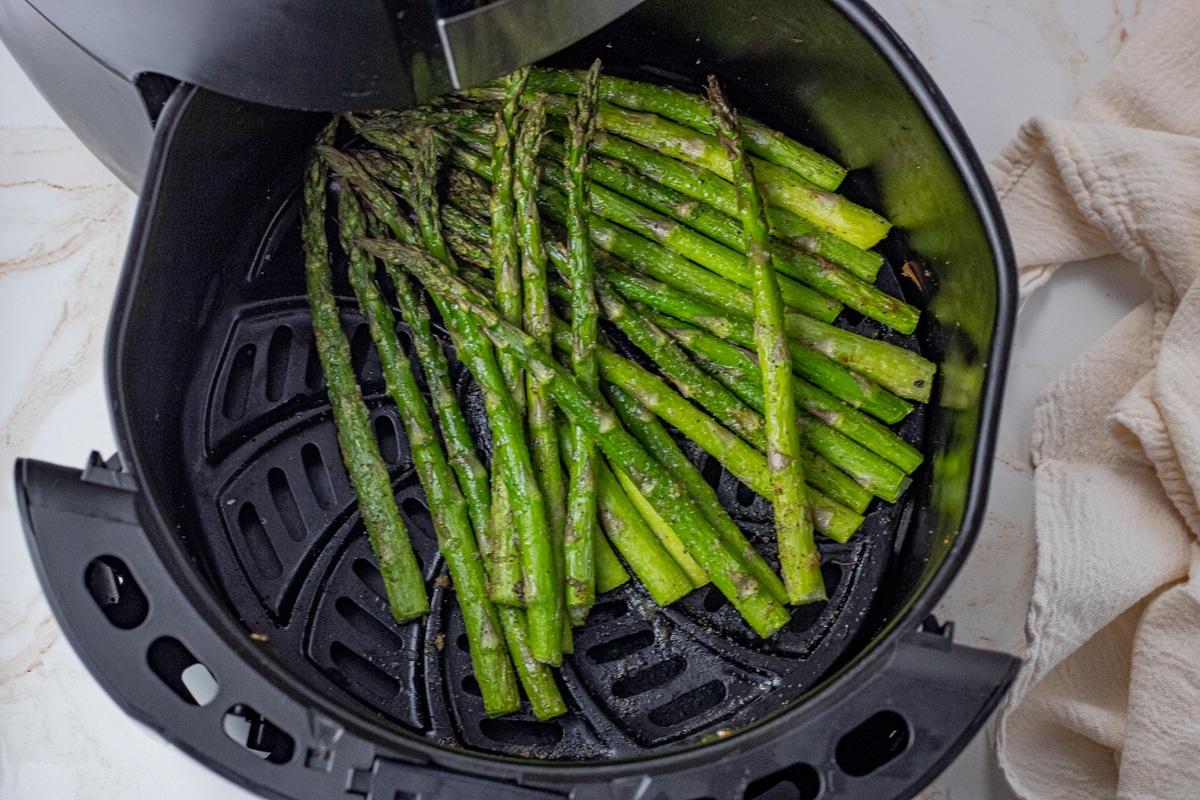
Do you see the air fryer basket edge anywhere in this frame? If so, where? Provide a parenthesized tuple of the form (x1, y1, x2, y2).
(16, 0, 1019, 797)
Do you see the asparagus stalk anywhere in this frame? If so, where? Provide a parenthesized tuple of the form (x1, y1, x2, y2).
(494, 605, 568, 720)
(336, 187, 518, 715)
(649, 310, 924, 473)
(595, 531, 631, 593)
(410, 138, 562, 663)
(515, 96, 567, 535)
(491, 68, 528, 410)
(538, 160, 844, 324)
(603, 383, 790, 604)
(562, 61, 603, 624)
(561, 430, 697, 606)
(610, 461, 709, 588)
(709, 77, 822, 605)
(444, 145, 928, 414)
(513, 97, 570, 657)
(360, 239, 791, 637)
(470, 89, 889, 248)
(518, 67, 847, 191)
(538, 141, 914, 331)
(484, 71, 531, 627)
(325, 145, 518, 606)
(301, 134, 428, 623)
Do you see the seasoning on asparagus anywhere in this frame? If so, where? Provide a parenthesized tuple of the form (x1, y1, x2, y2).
(536, 140, 914, 331)
(708, 76, 823, 605)
(561, 61, 603, 625)
(358, 238, 791, 638)
(329, 152, 568, 714)
(301, 129, 428, 623)
(518, 67, 848, 191)
(468, 88, 890, 248)
(324, 145, 515, 605)
(513, 96, 571, 658)
(336, 187, 519, 716)
(491, 67, 528, 410)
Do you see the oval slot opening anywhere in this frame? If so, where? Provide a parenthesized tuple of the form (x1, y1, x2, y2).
(84, 555, 149, 630)
(743, 763, 821, 800)
(835, 710, 910, 777)
(222, 704, 296, 764)
(147, 636, 219, 706)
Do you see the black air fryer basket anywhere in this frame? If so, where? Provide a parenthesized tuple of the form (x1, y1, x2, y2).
(15, 1, 1018, 798)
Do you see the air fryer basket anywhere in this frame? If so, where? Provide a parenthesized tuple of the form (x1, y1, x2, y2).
(16, 1, 1017, 798)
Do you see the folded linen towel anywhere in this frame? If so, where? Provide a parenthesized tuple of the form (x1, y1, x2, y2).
(989, 1, 1200, 797)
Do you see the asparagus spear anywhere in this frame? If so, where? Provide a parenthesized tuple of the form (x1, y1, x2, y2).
(610, 461, 709, 588)
(603, 383, 789, 604)
(595, 531, 631, 594)
(514, 96, 567, 537)
(409, 135, 562, 664)
(518, 67, 847, 191)
(562, 61, 603, 624)
(491, 68, 528, 410)
(443, 145, 931, 412)
(484, 71, 531, 626)
(493, 605, 568, 720)
(537, 141, 915, 332)
(647, 310, 924, 473)
(468, 89, 889, 248)
(358, 238, 791, 637)
(560, 430, 696, 606)
(301, 132, 428, 623)
(709, 77, 822, 605)
(513, 97, 570, 657)
(595, 260, 913, 424)
(332, 153, 566, 712)
(336, 187, 519, 715)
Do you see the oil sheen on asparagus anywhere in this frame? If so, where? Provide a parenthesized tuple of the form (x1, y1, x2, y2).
(302, 63, 933, 718)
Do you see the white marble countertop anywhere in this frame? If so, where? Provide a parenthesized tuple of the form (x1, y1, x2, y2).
(0, 2, 1156, 798)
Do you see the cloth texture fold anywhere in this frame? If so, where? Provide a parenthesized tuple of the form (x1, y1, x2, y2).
(989, 1, 1200, 797)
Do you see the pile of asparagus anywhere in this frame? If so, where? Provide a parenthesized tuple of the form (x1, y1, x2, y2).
(302, 62, 933, 719)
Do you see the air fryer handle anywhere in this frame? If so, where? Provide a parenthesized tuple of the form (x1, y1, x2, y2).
(14, 455, 566, 800)
(16, 453, 1019, 800)
(552, 624, 1019, 800)
(804, 622, 1019, 800)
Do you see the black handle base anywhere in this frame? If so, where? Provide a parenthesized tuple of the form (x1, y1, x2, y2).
(16, 453, 1017, 800)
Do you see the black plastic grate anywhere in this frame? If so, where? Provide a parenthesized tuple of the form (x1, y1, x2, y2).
(181, 187, 927, 760)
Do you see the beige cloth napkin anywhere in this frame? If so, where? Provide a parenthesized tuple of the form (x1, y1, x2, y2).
(987, 1, 1200, 797)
